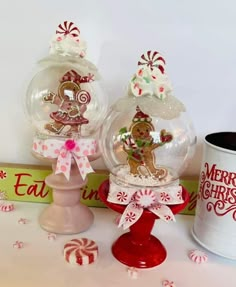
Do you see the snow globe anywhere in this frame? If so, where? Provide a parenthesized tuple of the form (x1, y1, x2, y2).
(25, 21, 107, 234)
(99, 51, 196, 268)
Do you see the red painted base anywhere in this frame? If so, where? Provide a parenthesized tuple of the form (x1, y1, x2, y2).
(112, 233, 167, 268)
(98, 179, 189, 269)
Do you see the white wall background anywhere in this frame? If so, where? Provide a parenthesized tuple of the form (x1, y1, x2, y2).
(0, 0, 235, 176)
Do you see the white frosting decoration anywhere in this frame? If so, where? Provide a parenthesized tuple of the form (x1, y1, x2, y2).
(114, 51, 186, 120)
(113, 65, 185, 119)
(49, 34, 87, 58)
(129, 67, 172, 100)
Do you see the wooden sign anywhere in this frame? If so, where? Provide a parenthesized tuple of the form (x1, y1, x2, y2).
(0, 163, 199, 214)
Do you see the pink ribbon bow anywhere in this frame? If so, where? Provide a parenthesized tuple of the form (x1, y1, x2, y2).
(32, 138, 97, 180)
(108, 181, 183, 229)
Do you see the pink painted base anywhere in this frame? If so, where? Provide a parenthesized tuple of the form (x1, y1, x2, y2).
(39, 163, 94, 234)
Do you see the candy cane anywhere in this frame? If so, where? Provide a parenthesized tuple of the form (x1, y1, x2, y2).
(132, 82, 143, 96)
(56, 21, 80, 38)
(138, 50, 166, 73)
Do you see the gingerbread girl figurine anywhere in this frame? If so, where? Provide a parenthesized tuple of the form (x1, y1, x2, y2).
(119, 106, 173, 179)
(43, 69, 93, 136)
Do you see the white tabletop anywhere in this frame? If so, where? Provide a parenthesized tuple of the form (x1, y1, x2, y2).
(0, 202, 235, 287)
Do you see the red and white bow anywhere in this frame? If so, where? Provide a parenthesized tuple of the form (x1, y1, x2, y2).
(108, 181, 183, 229)
(32, 138, 97, 180)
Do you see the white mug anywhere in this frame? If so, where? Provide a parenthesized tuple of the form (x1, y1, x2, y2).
(192, 132, 236, 260)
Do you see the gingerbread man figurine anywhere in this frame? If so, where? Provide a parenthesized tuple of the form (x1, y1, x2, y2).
(43, 70, 93, 136)
(120, 106, 173, 179)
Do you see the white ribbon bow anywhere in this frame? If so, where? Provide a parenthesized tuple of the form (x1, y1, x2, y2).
(108, 181, 183, 229)
(32, 138, 96, 180)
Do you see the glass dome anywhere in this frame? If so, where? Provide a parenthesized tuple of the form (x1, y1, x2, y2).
(100, 51, 196, 188)
(25, 22, 107, 140)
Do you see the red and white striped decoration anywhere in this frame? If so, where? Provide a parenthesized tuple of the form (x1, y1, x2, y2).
(48, 233, 57, 241)
(64, 238, 98, 265)
(162, 279, 176, 287)
(0, 202, 14, 212)
(76, 90, 91, 105)
(60, 69, 94, 84)
(13, 241, 24, 249)
(18, 218, 28, 224)
(60, 69, 81, 83)
(135, 189, 156, 208)
(138, 51, 166, 73)
(56, 21, 80, 38)
(189, 249, 208, 264)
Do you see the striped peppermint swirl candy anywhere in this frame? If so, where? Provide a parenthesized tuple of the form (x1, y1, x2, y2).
(135, 189, 156, 208)
(48, 233, 57, 241)
(0, 202, 14, 212)
(18, 218, 28, 224)
(13, 241, 24, 249)
(56, 21, 80, 38)
(76, 90, 91, 104)
(138, 51, 166, 73)
(189, 249, 208, 264)
(64, 238, 98, 265)
(162, 280, 176, 287)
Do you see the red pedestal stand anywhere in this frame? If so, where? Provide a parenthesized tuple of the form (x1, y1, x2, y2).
(98, 180, 189, 268)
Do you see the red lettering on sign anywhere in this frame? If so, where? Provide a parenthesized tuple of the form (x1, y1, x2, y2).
(82, 188, 100, 201)
(14, 173, 49, 198)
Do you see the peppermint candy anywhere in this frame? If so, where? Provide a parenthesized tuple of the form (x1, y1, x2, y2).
(48, 233, 57, 241)
(0, 202, 14, 212)
(56, 21, 80, 38)
(162, 279, 176, 287)
(138, 50, 166, 73)
(64, 238, 98, 265)
(18, 218, 28, 224)
(13, 241, 24, 249)
(189, 249, 208, 264)
(135, 189, 156, 208)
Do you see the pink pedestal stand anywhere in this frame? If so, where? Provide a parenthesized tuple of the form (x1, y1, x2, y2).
(39, 163, 94, 234)
(98, 180, 189, 268)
